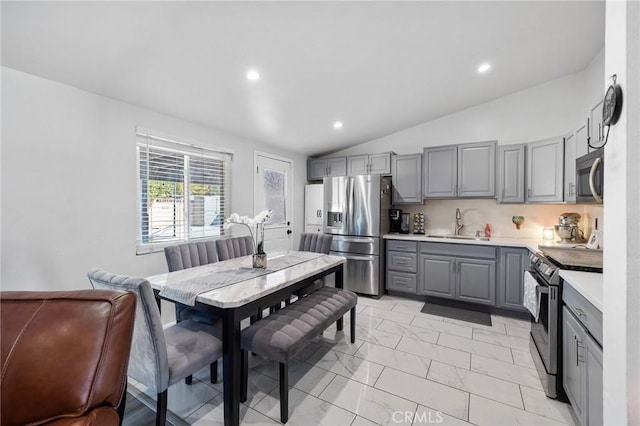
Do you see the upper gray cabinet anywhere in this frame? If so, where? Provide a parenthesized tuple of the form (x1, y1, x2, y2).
(347, 152, 393, 175)
(589, 99, 605, 148)
(497, 144, 526, 204)
(307, 157, 347, 181)
(575, 122, 589, 158)
(423, 141, 496, 199)
(458, 142, 496, 197)
(564, 131, 577, 203)
(423, 146, 457, 198)
(391, 154, 423, 204)
(526, 137, 564, 203)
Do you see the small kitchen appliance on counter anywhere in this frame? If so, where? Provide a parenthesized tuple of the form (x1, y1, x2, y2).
(554, 212, 585, 243)
(389, 209, 402, 233)
(413, 213, 425, 234)
(400, 213, 411, 234)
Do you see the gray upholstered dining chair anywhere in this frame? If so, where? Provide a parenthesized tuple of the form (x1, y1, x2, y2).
(164, 241, 219, 326)
(87, 269, 222, 426)
(293, 233, 334, 297)
(215, 235, 254, 261)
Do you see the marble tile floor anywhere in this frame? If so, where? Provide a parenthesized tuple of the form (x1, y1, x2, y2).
(124, 294, 576, 426)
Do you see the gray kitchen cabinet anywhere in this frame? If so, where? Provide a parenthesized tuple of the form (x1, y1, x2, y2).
(564, 131, 577, 203)
(585, 333, 603, 426)
(423, 146, 457, 198)
(423, 141, 496, 199)
(563, 305, 585, 422)
(391, 154, 423, 204)
(497, 144, 526, 204)
(589, 100, 605, 148)
(307, 157, 347, 181)
(418, 254, 456, 298)
(458, 141, 496, 197)
(457, 258, 496, 306)
(386, 240, 418, 294)
(575, 122, 589, 158)
(347, 153, 392, 175)
(563, 282, 603, 426)
(418, 242, 497, 304)
(526, 137, 564, 203)
(497, 248, 528, 312)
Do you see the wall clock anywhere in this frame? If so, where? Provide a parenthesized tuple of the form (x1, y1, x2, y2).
(602, 74, 623, 126)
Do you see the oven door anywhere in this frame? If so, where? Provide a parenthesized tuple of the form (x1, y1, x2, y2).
(528, 270, 558, 375)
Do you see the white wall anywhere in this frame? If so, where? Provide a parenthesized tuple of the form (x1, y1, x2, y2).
(1, 67, 307, 295)
(603, 0, 640, 424)
(331, 52, 603, 157)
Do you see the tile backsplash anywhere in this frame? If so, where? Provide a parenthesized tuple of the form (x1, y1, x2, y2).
(398, 199, 604, 244)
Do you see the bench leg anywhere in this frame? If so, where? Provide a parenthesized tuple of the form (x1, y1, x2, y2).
(185, 375, 192, 385)
(337, 316, 343, 331)
(211, 361, 218, 384)
(240, 350, 248, 403)
(280, 362, 289, 423)
(350, 307, 356, 344)
(156, 390, 167, 426)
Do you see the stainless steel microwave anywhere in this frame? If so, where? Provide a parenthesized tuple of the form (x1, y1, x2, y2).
(576, 148, 604, 204)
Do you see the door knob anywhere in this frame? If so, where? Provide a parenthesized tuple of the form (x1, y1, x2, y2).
(287, 230, 292, 235)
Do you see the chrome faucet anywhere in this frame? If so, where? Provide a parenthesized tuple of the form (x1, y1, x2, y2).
(455, 208, 464, 235)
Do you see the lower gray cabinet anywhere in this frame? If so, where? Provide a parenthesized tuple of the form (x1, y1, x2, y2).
(418, 254, 456, 298)
(585, 333, 603, 426)
(498, 247, 529, 312)
(386, 241, 418, 294)
(563, 306, 585, 421)
(457, 258, 496, 305)
(563, 305, 603, 426)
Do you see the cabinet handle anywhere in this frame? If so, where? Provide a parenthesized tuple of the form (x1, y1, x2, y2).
(574, 307, 587, 318)
(574, 336, 579, 366)
(501, 188, 505, 201)
(527, 188, 531, 198)
(454, 185, 457, 196)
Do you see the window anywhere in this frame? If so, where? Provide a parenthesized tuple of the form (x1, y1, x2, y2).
(136, 130, 232, 253)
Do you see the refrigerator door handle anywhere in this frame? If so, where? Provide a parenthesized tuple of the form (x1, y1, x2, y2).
(346, 176, 354, 234)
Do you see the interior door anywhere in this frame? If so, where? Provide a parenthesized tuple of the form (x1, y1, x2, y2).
(254, 152, 293, 251)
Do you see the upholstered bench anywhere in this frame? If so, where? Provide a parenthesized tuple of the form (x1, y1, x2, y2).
(240, 286, 357, 423)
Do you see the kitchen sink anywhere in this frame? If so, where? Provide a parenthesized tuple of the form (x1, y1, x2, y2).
(427, 234, 490, 241)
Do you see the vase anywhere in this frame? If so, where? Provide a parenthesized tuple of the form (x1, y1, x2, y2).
(252, 253, 267, 269)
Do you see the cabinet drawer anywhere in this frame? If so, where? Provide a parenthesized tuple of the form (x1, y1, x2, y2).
(563, 282, 602, 346)
(420, 242, 496, 259)
(386, 240, 417, 252)
(386, 271, 417, 293)
(387, 251, 417, 273)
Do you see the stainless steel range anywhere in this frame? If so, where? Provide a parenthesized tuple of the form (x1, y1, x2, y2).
(527, 247, 603, 400)
(527, 251, 563, 399)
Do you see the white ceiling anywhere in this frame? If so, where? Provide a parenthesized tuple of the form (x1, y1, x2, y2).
(2, 1, 604, 157)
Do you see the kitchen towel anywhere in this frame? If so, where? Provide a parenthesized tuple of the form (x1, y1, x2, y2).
(523, 271, 540, 321)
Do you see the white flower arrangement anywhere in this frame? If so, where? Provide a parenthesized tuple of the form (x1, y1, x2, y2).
(225, 209, 272, 254)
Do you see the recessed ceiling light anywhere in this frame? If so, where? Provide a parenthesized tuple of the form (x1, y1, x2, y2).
(477, 63, 491, 73)
(246, 69, 260, 81)
(333, 121, 343, 129)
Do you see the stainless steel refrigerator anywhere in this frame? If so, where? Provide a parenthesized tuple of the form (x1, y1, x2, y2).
(323, 175, 391, 297)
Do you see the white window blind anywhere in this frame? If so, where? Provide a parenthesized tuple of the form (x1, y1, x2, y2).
(136, 131, 233, 254)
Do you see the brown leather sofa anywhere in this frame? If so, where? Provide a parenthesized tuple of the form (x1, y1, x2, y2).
(1, 290, 136, 426)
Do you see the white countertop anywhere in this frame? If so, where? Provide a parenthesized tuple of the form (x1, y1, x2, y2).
(383, 233, 543, 252)
(560, 270, 603, 312)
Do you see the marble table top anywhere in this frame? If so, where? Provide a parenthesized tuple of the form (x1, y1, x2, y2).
(147, 251, 345, 308)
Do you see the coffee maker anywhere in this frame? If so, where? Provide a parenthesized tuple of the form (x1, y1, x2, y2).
(389, 209, 402, 233)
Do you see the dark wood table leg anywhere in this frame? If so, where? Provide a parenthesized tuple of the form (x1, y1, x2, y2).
(222, 309, 241, 426)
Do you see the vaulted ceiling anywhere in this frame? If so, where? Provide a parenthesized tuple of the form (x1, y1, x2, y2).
(2, 1, 604, 156)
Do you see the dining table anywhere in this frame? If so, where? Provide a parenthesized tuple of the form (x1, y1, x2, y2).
(146, 250, 346, 426)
